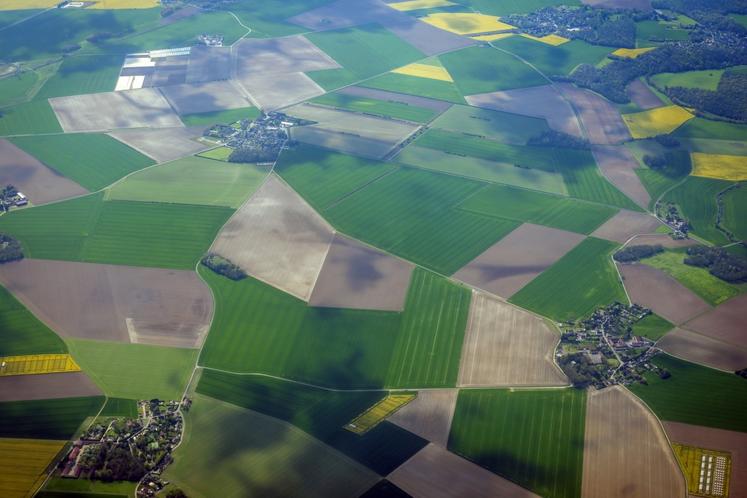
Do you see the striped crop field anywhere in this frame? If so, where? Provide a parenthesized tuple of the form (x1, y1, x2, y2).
(0, 438, 66, 498)
(0, 354, 80, 376)
(0, 285, 66, 357)
(345, 393, 416, 434)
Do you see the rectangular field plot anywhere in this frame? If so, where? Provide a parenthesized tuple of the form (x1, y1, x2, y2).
(556, 83, 631, 145)
(590, 209, 661, 243)
(0, 438, 66, 498)
(388, 390, 458, 447)
(108, 127, 210, 163)
(0, 100, 62, 136)
(0, 285, 66, 357)
(430, 104, 551, 145)
(658, 328, 747, 380)
(673, 444, 731, 498)
(663, 176, 732, 245)
(159, 80, 253, 115)
(311, 92, 438, 123)
(345, 393, 416, 434)
(0, 354, 79, 376)
(35, 54, 122, 100)
(491, 36, 612, 76)
(360, 72, 466, 104)
(0, 396, 104, 440)
(510, 237, 626, 321)
(448, 388, 586, 498)
(0, 371, 101, 402)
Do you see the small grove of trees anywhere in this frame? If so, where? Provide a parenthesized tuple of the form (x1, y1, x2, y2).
(665, 72, 747, 122)
(77, 444, 145, 482)
(643, 149, 692, 178)
(201, 253, 246, 280)
(613, 244, 664, 263)
(684, 246, 747, 282)
(526, 130, 590, 149)
(0, 234, 23, 264)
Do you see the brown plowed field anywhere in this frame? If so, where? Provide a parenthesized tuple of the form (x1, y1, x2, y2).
(664, 421, 747, 498)
(0, 259, 212, 348)
(465, 85, 583, 138)
(618, 263, 711, 324)
(210, 174, 335, 301)
(591, 209, 661, 243)
(108, 127, 209, 163)
(627, 80, 662, 110)
(557, 83, 631, 145)
(389, 443, 540, 498)
(388, 389, 458, 447)
(453, 223, 584, 298)
(657, 328, 747, 372)
(159, 80, 253, 115)
(308, 234, 414, 311)
(457, 291, 567, 387)
(682, 293, 747, 347)
(0, 371, 101, 402)
(581, 386, 686, 498)
(0, 139, 88, 205)
(186, 45, 231, 83)
(591, 145, 651, 209)
(339, 86, 452, 112)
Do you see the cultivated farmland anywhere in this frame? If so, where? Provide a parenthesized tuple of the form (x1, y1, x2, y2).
(360, 72, 466, 103)
(159, 80, 253, 115)
(0, 372, 101, 402)
(657, 327, 747, 372)
(0, 396, 104, 440)
(0, 285, 66, 357)
(388, 389, 458, 447)
(0, 438, 66, 498)
(591, 145, 652, 209)
(0, 100, 62, 136)
(683, 293, 747, 347)
(691, 152, 747, 181)
(491, 37, 613, 77)
(589, 209, 662, 243)
(430, 104, 551, 145)
(108, 127, 210, 163)
(35, 54, 122, 100)
(622, 105, 695, 139)
(311, 92, 438, 123)
(626, 79, 662, 110)
(663, 175, 732, 244)
(556, 83, 631, 145)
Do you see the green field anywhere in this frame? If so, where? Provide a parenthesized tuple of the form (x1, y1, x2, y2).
(491, 37, 613, 76)
(307, 24, 425, 90)
(199, 266, 468, 389)
(430, 104, 551, 144)
(650, 69, 725, 91)
(395, 145, 568, 194)
(231, 0, 331, 37)
(11, 133, 154, 191)
(107, 156, 269, 208)
(631, 313, 673, 340)
(0, 193, 233, 269)
(0, 99, 62, 136)
(440, 45, 546, 95)
(195, 370, 428, 475)
(664, 176, 733, 245)
(458, 0, 580, 15)
(0, 71, 39, 108)
(165, 393, 378, 497)
(311, 92, 438, 123)
(642, 250, 741, 306)
(510, 237, 626, 320)
(0, 285, 66, 357)
(636, 20, 691, 47)
(98, 397, 138, 418)
(180, 107, 260, 127)
(673, 117, 747, 141)
(359, 72, 466, 104)
(66, 339, 197, 401)
(34, 55, 122, 100)
(629, 354, 747, 433)
(41, 477, 135, 497)
(449, 388, 586, 498)
(722, 184, 747, 241)
(0, 396, 104, 440)
(458, 183, 618, 234)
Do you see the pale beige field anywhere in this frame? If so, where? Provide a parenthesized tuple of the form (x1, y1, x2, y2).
(581, 386, 686, 498)
(420, 13, 515, 35)
(591, 145, 652, 209)
(590, 209, 662, 243)
(389, 389, 458, 447)
(557, 83, 631, 145)
(657, 327, 747, 372)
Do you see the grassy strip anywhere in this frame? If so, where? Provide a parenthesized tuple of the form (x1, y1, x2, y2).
(311, 93, 437, 123)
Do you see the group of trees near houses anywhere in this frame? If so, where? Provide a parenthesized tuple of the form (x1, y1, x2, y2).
(77, 444, 145, 482)
(0, 233, 23, 264)
(613, 245, 664, 263)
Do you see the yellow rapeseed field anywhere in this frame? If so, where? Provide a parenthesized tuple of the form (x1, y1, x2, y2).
(392, 62, 453, 82)
(0, 438, 66, 498)
(0, 0, 59, 10)
(472, 33, 514, 42)
(0, 354, 81, 376)
(89, 0, 159, 8)
(612, 47, 656, 59)
(520, 33, 570, 46)
(420, 12, 515, 35)
(622, 105, 694, 139)
(691, 152, 747, 181)
(388, 0, 455, 11)
(344, 393, 416, 434)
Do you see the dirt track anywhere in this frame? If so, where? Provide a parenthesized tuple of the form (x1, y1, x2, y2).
(582, 386, 685, 498)
(590, 209, 661, 243)
(657, 327, 747, 372)
(0, 372, 101, 401)
(389, 389, 458, 447)
(591, 145, 652, 209)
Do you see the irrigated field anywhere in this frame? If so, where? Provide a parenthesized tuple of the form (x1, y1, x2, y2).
(510, 237, 626, 321)
(449, 388, 587, 498)
(0, 285, 66, 357)
(0, 438, 66, 498)
(0, 396, 103, 440)
(311, 92, 438, 123)
(10, 133, 155, 191)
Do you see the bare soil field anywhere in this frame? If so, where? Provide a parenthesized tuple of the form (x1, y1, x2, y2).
(627, 234, 698, 249)
(389, 443, 540, 498)
(241, 72, 326, 111)
(453, 223, 585, 298)
(159, 80, 253, 115)
(617, 263, 711, 324)
(210, 174, 335, 301)
(338, 86, 452, 113)
(682, 293, 747, 347)
(590, 209, 661, 243)
(291, 127, 398, 159)
(591, 145, 651, 209)
(389, 390, 458, 447)
(626, 80, 661, 110)
(664, 421, 747, 498)
(234, 35, 340, 75)
(457, 291, 567, 387)
(0, 372, 101, 402)
(466, 85, 583, 139)
(0, 259, 212, 348)
(582, 0, 652, 10)
(0, 139, 88, 205)
(308, 234, 414, 311)
(186, 46, 231, 83)
(50, 88, 183, 132)
(557, 83, 631, 145)
(657, 327, 747, 372)
(582, 386, 685, 498)
(108, 127, 209, 163)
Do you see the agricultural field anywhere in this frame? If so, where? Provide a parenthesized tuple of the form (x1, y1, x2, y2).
(674, 117, 747, 141)
(510, 237, 627, 321)
(0, 371, 101, 403)
(0, 70, 40, 108)
(0, 354, 79, 376)
(651, 68, 726, 91)
(590, 209, 662, 244)
(722, 185, 747, 243)
(345, 393, 416, 434)
(631, 313, 674, 340)
(391, 60, 453, 81)
(0, 285, 66, 357)
(180, 107, 260, 127)
(0, 100, 62, 136)
(663, 175, 733, 244)
(555, 83, 631, 145)
(420, 12, 515, 35)
(457, 0, 579, 16)
(311, 92, 438, 123)
(0, 438, 66, 498)
(611, 47, 656, 59)
(657, 327, 747, 372)
(622, 105, 694, 139)
(449, 388, 586, 498)
(360, 72, 466, 103)
(108, 127, 210, 163)
(34, 55, 122, 100)
(491, 36, 613, 76)
(99, 397, 138, 418)
(691, 152, 747, 182)
(429, 104, 551, 145)
(0, 396, 104, 440)
(388, 390, 458, 447)
(592, 145, 653, 209)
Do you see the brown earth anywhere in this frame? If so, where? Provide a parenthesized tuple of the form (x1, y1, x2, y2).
(453, 223, 585, 298)
(557, 83, 631, 145)
(0, 371, 102, 402)
(591, 145, 652, 209)
(0, 139, 88, 205)
(338, 86, 452, 112)
(388, 390, 458, 447)
(627, 79, 662, 110)
(0, 259, 212, 348)
(465, 85, 583, 138)
(388, 443, 540, 498)
(108, 127, 209, 163)
(308, 234, 414, 311)
(664, 421, 747, 498)
(457, 291, 567, 387)
(159, 80, 253, 115)
(617, 263, 711, 324)
(682, 293, 747, 347)
(210, 174, 335, 301)
(627, 234, 699, 249)
(657, 327, 747, 372)
(582, 386, 685, 498)
(591, 209, 662, 243)
(240, 72, 326, 111)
